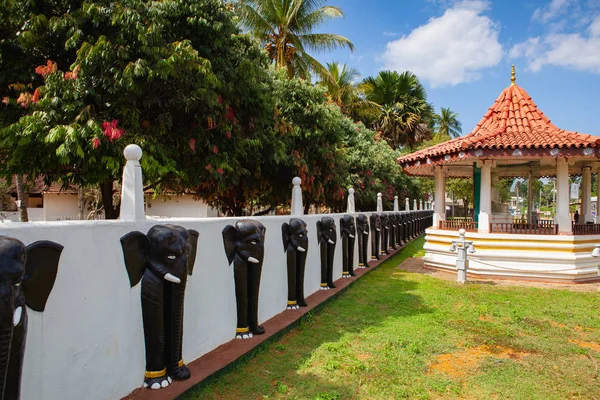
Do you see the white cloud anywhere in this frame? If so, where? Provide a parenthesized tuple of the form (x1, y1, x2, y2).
(380, 0, 503, 87)
(532, 0, 572, 23)
(510, 13, 600, 73)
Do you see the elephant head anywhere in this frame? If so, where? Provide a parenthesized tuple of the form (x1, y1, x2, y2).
(340, 215, 356, 240)
(356, 214, 370, 236)
(0, 236, 62, 400)
(222, 220, 266, 338)
(121, 225, 199, 390)
(282, 218, 308, 309)
(317, 217, 337, 289)
(369, 213, 381, 260)
(340, 215, 357, 278)
(356, 214, 370, 268)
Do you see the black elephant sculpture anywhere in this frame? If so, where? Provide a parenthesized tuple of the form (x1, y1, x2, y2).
(222, 220, 266, 339)
(389, 213, 397, 250)
(369, 213, 381, 260)
(380, 213, 390, 255)
(317, 217, 337, 289)
(0, 236, 62, 400)
(340, 215, 356, 278)
(356, 214, 370, 268)
(121, 225, 199, 390)
(394, 213, 402, 246)
(282, 218, 308, 309)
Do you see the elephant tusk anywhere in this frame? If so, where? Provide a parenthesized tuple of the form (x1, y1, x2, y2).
(164, 273, 181, 284)
(327, 239, 335, 245)
(376, 228, 381, 232)
(349, 234, 355, 238)
(247, 256, 260, 264)
(364, 231, 369, 235)
(297, 246, 306, 252)
(13, 306, 22, 326)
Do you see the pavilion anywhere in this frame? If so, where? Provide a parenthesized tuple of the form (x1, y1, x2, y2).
(397, 66, 600, 282)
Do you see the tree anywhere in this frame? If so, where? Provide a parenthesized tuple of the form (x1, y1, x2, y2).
(446, 178, 473, 216)
(236, 0, 354, 80)
(433, 107, 462, 139)
(359, 71, 433, 149)
(319, 62, 359, 114)
(1, 0, 276, 218)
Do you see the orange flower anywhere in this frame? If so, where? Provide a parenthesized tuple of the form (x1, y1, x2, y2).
(35, 60, 57, 77)
(189, 138, 196, 152)
(16, 92, 33, 108)
(32, 88, 41, 103)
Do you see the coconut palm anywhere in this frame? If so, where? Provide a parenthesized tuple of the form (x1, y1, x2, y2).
(235, 0, 355, 80)
(319, 62, 360, 113)
(359, 71, 433, 149)
(434, 107, 462, 139)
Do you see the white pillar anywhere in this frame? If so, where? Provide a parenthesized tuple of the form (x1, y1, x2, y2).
(291, 177, 303, 216)
(347, 188, 355, 213)
(527, 171, 533, 223)
(555, 158, 571, 234)
(433, 166, 446, 228)
(582, 166, 593, 223)
(413, 199, 417, 211)
(419, 200, 423, 210)
(376, 193, 383, 212)
(119, 144, 145, 221)
(405, 198, 410, 211)
(393, 196, 399, 212)
(477, 160, 494, 234)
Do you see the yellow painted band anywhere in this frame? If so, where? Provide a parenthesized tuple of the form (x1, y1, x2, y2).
(178, 359, 184, 368)
(358, 263, 364, 266)
(343, 271, 349, 274)
(287, 301, 297, 305)
(371, 256, 377, 259)
(236, 327, 249, 333)
(145, 368, 167, 379)
(320, 283, 328, 287)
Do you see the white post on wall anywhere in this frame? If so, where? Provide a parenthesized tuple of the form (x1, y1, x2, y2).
(413, 199, 417, 211)
(119, 144, 145, 221)
(291, 177, 304, 216)
(376, 193, 383, 212)
(393, 196, 399, 212)
(433, 166, 446, 228)
(405, 198, 410, 211)
(477, 160, 495, 234)
(555, 158, 571, 234)
(347, 188, 356, 213)
(419, 200, 423, 210)
(582, 166, 593, 223)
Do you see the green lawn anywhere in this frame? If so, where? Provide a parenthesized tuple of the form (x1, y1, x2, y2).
(182, 237, 600, 399)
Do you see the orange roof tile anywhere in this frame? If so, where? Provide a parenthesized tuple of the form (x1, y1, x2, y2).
(398, 83, 600, 165)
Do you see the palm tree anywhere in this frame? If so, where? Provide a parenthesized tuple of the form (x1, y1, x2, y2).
(434, 107, 462, 139)
(319, 62, 359, 113)
(358, 71, 433, 149)
(236, 0, 355, 80)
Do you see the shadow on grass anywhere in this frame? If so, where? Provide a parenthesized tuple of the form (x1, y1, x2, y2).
(180, 238, 431, 399)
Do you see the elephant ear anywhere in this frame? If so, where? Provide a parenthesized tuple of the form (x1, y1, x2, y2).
(120, 231, 149, 288)
(23, 241, 63, 312)
(316, 220, 322, 243)
(281, 222, 290, 252)
(222, 225, 238, 266)
(186, 230, 199, 276)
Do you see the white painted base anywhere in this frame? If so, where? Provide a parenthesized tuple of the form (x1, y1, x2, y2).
(424, 229, 600, 282)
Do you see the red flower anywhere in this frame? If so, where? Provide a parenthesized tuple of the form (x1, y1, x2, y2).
(225, 131, 231, 139)
(102, 120, 124, 142)
(64, 65, 80, 80)
(217, 95, 223, 104)
(189, 138, 196, 152)
(217, 168, 224, 175)
(212, 145, 219, 155)
(35, 60, 57, 77)
(225, 107, 235, 122)
(92, 137, 101, 149)
(32, 88, 41, 103)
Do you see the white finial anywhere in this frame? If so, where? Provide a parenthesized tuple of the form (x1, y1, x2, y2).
(119, 144, 145, 221)
(124, 144, 142, 161)
(405, 198, 410, 211)
(347, 188, 356, 213)
(393, 196, 399, 212)
(291, 177, 303, 216)
(376, 192, 383, 212)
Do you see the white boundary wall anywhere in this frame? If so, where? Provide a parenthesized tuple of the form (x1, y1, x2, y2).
(0, 211, 414, 400)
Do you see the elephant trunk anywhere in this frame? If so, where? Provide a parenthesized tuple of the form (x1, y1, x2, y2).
(348, 237, 356, 276)
(0, 283, 27, 400)
(165, 280, 187, 377)
(327, 243, 335, 288)
(320, 241, 328, 288)
(248, 262, 263, 334)
(296, 251, 307, 307)
(370, 227, 379, 260)
(342, 236, 348, 276)
(286, 249, 297, 304)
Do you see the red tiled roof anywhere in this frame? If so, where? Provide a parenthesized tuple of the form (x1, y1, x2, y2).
(7, 176, 78, 195)
(398, 83, 600, 164)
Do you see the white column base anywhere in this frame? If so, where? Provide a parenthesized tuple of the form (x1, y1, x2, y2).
(478, 212, 490, 233)
(433, 213, 446, 229)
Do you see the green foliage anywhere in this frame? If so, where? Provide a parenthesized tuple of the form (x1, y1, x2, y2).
(433, 107, 462, 139)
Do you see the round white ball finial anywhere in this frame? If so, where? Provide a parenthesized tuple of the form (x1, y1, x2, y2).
(124, 144, 142, 161)
(292, 177, 301, 186)
(349, 188, 355, 194)
(459, 229, 466, 235)
(377, 192, 382, 198)
(394, 195, 398, 199)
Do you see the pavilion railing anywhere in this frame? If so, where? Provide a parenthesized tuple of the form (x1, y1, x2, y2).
(439, 220, 478, 232)
(490, 222, 558, 235)
(572, 223, 600, 235)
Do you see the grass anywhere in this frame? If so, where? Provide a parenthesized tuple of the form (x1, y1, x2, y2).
(181, 237, 600, 399)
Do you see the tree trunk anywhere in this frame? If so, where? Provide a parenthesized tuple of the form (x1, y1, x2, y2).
(77, 186, 86, 220)
(15, 175, 29, 222)
(100, 179, 119, 219)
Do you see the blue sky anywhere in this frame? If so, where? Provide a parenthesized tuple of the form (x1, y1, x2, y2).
(314, 0, 600, 136)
